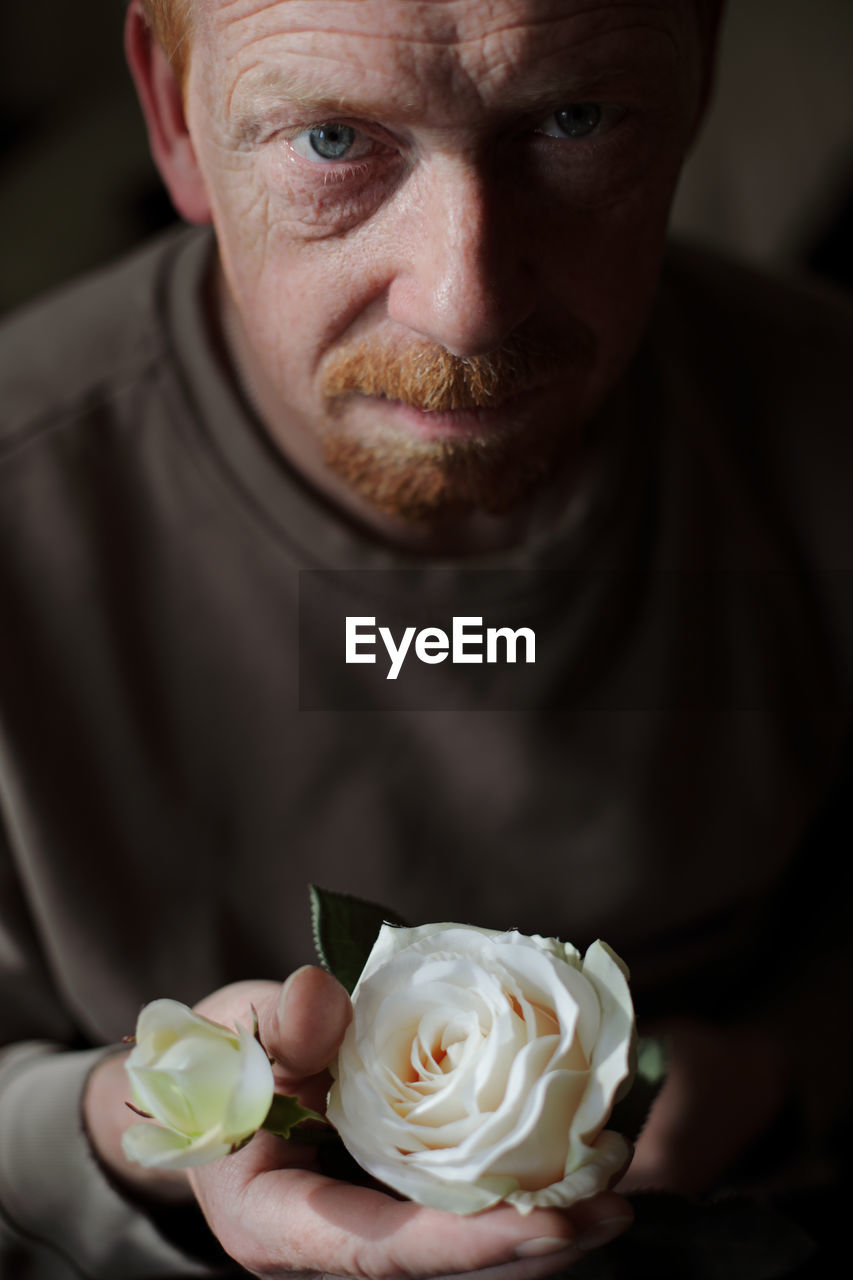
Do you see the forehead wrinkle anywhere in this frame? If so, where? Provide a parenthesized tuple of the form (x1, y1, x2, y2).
(437, 2, 690, 111)
(215, 0, 690, 132)
(224, 39, 464, 127)
(479, 22, 681, 84)
(208, 0, 686, 53)
(206, 0, 475, 51)
(478, 3, 685, 60)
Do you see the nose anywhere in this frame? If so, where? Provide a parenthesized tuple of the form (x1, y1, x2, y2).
(386, 157, 537, 357)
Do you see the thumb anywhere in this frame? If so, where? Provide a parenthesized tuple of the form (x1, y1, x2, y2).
(258, 965, 352, 1081)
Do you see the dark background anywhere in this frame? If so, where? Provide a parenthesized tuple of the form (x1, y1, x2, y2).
(1, 6, 851, 1275)
(1, 0, 853, 317)
(0, 1, 172, 314)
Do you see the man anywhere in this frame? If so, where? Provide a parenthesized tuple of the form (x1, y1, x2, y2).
(1, 1, 852, 1276)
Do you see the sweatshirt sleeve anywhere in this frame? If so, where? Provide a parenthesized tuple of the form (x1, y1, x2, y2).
(0, 823, 236, 1279)
(750, 739, 853, 1159)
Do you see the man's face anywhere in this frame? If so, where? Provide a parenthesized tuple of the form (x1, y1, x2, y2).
(184, 0, 706, 528)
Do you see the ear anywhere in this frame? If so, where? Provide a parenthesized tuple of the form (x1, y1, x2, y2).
(125, 0, 212, 224)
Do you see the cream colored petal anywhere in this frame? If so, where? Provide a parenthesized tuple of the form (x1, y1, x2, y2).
(122, 1122, 193, 1168)
(121, 1121, 232, 1170)
(488, 944, 598, 1068)
(570, 941, 635, 1143)
(133, 1000, 237, 1059)
(529, 935, 583, 968)
(127, 1064, 198, 1134)
(327, 1069, 431, 1155)
(151, 1038, 242, 1132)
(327, 1129, 516, 1215)
(505, 1130, 630, 1214)
(333, 927, 635, 1218)
(470, 1067, 586, 1189)
(407, 1037, 562, 1173)
(358, 923, 532, 991)
(395, 1172, 515, 1215)
(222, 1024, 275, 1138)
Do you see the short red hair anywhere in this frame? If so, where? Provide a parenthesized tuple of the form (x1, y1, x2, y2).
(139, 0, 193, 78)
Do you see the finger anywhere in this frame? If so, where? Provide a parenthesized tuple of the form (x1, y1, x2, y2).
(258, 965, 352, 1081)
(294, 1174, 632, 1279)
(202, 1146, 633, 1280)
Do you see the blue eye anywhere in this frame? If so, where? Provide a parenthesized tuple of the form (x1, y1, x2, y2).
(539, 104, 604, 140)
(290, 122, 380, 165)
(308, 123, 356, 160)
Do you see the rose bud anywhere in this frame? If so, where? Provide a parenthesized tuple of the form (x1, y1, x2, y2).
(121, 999, 275, 1169)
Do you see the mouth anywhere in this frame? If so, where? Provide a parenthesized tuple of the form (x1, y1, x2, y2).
(319, 380, 579, 522)
(348, 385, 551, 443)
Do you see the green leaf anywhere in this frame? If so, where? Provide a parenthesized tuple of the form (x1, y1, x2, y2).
(262, 1093, 336, 1142)
(309, 884, 410, 994)
(607, 1034, 668, 1144)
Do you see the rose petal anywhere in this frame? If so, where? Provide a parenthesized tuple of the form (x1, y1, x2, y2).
(570, 941, 635, 1144)
(124, 998, 274, 1171)
(133, 1000, 237, 1059)
(154, 1037, 243, 1131)
(221, 1024, 275, 1139)
(121, 1121, 233, 1170)
(505, 1130, 631, 1214)
(329, 924, 635, 1218)
(356, 924, 505, 990)
(476, 1066, 590, 1188)
(392, 1171, 518, 1215)
(529, 935, 583, 968)
(130, 1035, 246, 1135)
(411, 1042, 577, 1180)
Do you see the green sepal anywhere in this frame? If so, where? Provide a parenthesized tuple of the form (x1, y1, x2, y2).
(607, 1034, 668, 1144)
(262, 1093, 336, 1143)
(309, 884, 410, 994)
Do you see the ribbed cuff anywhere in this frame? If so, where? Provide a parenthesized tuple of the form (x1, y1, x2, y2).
(0, 1043, 227, 1278)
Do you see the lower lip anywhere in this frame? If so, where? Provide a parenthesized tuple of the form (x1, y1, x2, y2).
(360, 389, 543, 441)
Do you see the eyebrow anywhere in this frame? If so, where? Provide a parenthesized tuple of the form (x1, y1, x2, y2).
(228, 67, 420, 142)
(228, 44, 675, 143)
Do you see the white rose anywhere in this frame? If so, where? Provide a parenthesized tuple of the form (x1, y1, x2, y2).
(121, 999, 275, 1169)
(326, 924, 635, 1215)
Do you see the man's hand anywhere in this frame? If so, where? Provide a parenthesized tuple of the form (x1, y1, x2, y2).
(86, 967, 633, 1279)
(618, 1018, 790, 1197)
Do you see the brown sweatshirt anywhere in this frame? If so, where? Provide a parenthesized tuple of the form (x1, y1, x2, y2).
(1, 227, 853, 1276)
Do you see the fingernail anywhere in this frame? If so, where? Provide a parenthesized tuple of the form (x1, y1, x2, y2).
(576, 1215, 634, 1252)
(279, 965, 311, 1012)
(514, 1238, 581, 1260)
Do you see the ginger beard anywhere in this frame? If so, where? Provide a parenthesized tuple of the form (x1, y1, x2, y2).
(318, 327, 598, 522)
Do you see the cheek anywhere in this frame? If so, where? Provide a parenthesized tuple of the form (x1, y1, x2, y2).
(217, 225, 383, 402)
(197, 148, 379, 330)
(209, 166, 281, 293)
(207, 137, 399, 265)
(257, 144, 400, 240)
(540, 173, 675, 355)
